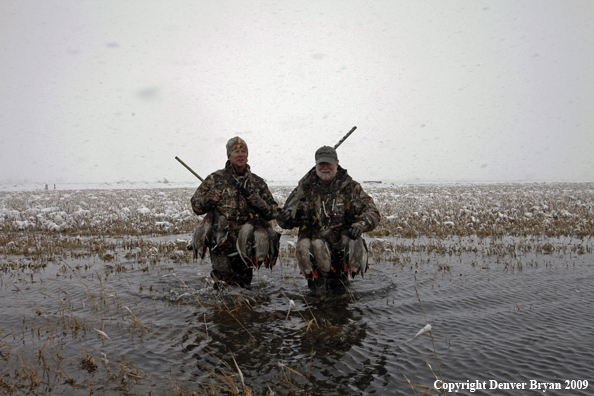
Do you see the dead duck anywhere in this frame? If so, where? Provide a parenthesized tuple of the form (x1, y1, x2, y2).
(295, 237, 313, 277)
(266, 227, 281, 268)
(189, 212, 213, 259)
(338, 233, 368, 278)
(210, 210, 229, 249)
(236, 218, 279, 268)
(296, 235, 331, 279)
(189, 210, 228, 259)
(253, 226, 269, 266)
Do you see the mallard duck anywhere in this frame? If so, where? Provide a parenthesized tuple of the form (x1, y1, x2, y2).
(295, 237, 313, 277)
(190, 212, 213, 259)
(339, 234, 368, 278)
(296, 236, 331, 279)
(236, 218, 279, 268)
(189, 210, 228, 259)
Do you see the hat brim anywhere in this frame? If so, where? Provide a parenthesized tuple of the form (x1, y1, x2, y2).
(316, 156, 337, 164)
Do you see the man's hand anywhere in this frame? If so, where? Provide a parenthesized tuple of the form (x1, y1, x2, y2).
(277, 208, 292, 222)
(248, 194, 268, 212)
(349, 222, 365, 239)
(202, 190, 220, 206)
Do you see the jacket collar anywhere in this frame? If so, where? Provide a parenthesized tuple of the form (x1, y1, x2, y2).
(225, 160, 251, 177)
(301, 165, 349, 191)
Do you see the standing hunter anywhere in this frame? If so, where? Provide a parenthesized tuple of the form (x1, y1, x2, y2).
(277, 146, 380, 294)
(190, 137, 278, 288)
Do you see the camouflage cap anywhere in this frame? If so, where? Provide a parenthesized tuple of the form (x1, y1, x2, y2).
(315, 146, 338, 164)
(226, 136, 248, 157)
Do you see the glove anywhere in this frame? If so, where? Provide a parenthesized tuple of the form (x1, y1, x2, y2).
(249, 194, 268, 212)
(349, 222, 365, 239)
(277, 208, 292, 222)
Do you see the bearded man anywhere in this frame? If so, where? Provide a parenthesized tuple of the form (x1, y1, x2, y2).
(277, 146, 380, 294)
(190, 137, 278, 288)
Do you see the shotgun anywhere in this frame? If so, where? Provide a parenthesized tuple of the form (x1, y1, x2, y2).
(175, 156, 204, 182)
(334, 126, 357, 150)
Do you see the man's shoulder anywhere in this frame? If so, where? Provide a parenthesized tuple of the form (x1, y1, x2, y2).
(249, 172, 266, 184)
(336, 175, 368, 199)
(345, 176, 360, 188)
(297, 167, 317, 187)
(336, 168, 358, 188)
(246, 171, 272, 190)
(201, 169, 230, 185)
(210, 168, 229, 178)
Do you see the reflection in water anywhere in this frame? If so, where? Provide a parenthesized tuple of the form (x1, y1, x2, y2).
(181, 292, 372, 394)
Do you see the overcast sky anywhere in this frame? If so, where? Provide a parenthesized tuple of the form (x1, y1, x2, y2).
(1, 0, 593, 185)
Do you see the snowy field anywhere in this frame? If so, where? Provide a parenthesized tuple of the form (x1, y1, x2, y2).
(2, 181, 593, 241)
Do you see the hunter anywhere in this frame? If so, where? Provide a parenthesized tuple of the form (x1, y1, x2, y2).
(190, 137, 278, 288)
(277, 146, 380, 294)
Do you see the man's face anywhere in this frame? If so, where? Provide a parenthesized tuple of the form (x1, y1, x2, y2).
(229, 148, 248, 169)
(316, 161, 338, 184)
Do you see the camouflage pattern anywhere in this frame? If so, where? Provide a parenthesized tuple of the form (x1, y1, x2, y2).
(277, 165, 380, 294)
(278, 165, 380, 242)
(191, 161, 278, 286)
(191, 161, 277, 221)
(226, 136, 248, 157)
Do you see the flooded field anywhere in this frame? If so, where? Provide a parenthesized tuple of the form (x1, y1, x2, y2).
(1, 183, 593, 395)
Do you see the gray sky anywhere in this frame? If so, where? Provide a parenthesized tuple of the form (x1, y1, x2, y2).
(1, 0, 593, 185)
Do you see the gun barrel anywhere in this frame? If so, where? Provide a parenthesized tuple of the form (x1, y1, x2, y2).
(175, 156, 204, 182)
(334, 126, 357, 150)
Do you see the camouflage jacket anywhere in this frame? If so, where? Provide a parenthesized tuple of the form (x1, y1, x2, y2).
(191, 161, 278, 225)
(277, 166, 380, 241)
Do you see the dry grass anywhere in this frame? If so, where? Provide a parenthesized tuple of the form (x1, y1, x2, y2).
(367, 183, 594, 238)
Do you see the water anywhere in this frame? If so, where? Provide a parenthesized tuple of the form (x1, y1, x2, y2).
(1, 235, 593, 395)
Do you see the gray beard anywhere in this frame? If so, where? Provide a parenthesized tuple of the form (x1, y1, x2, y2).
(316, 170, 335, 184)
